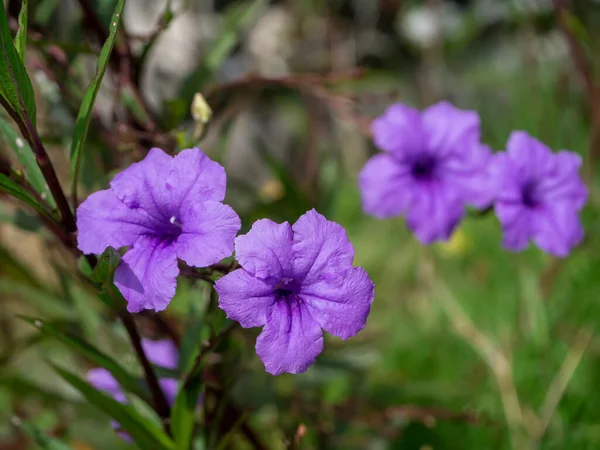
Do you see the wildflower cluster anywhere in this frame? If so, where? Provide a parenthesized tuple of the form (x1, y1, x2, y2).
(76, 100, 587, 381)
(359, 101, 588, 257)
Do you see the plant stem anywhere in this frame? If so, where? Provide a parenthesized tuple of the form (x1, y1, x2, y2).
(119, 311, 172, 434)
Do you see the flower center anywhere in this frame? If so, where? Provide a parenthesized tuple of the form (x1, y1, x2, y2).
(410, 153, 437, 181)
(160, 215, 183, 239)
(274, 278, 300, 301)
(521, 180, 541, 208)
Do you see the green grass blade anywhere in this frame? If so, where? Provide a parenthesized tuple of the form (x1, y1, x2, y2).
(15, 0, 27, 62)
(69, 0, 125, 201)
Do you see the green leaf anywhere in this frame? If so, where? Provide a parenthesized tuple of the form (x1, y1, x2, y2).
(51, 363, 176, 450)
(170, 371, 202, 449)
(0, 174, 54, 221)
(0, 2, 36, 125)
(69, 0, 125, 200)
(15, 0, 28, 62)
(91, 246, 122, 284)
(0, 117, 55, 207)
(21, 316, 147, 399)
(16, 419, 73, 450)
(0, 278, 72, 318)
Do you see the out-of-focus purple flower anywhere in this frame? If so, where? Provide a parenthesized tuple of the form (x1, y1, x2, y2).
(86, 339, 198, 441)
(77, 148, 241, 313)
(490, 131, 587, 257)
(359, 101, 493, 243)
(215, 209, 375, 376)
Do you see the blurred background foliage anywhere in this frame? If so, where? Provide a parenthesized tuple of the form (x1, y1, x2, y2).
(1, 0, 600, 448)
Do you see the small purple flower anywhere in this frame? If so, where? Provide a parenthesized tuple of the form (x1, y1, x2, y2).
(490, 131, 587, 257)
(359, 101, 493, 243)
(87, 339, 196, 441)
(215, 209, 375, 375)
(77, 148, 241, 312)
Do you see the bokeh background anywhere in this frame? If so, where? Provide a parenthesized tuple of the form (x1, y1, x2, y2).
(1, 0, 600, 448)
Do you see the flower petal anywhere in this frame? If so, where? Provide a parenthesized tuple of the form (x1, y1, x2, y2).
(359, 154, 413, 219)
(76, 189, 154, 254)
(405, 183, 464, 244)
(291, 210, 355, 283)
(505, 131, 554, 180)
(255, 300, 323, 375)
(175, 200, 241, 268)
(87, 368, 120, 394)
(234, 219, 293, 281)
(110, 147, 173, 217)
(300, 267, 374, 339)
(114, 236, 179, 313)
(141, 339, 178, 370)
(532, 203, 584, 257)
(215, 269, 276, 328)
(166, 148, 227, 207)
(539, 150, 588, 209)
(371, 103, 426, 158)
(496, 203, 533, 252)
(422, 102, 480, 157)
(159, 378, 180, 405)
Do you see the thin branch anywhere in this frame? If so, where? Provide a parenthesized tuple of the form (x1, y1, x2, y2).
(119, 311, 172, 434)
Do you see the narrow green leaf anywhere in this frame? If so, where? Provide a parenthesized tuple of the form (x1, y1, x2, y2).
(51, 363, 176, 450)
(0, 3, 36, 125)
(0, 174, 54, 221)
(70, 0, 125, 198)
(91, 246, 122, 284)
(15, 0, 28, 62)
(0, 117, 54, 207)
(16, 420, 73, 450)
(0, 278, 72, 318)
(170, 376, 202, 449)
(21, 316, 147, 399)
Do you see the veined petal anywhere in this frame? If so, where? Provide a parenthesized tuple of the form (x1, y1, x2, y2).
(166, 148, 227, 207)
(255, 300, 323, 375)
(234, 219, 293, 281)
(215, 269, 276, 328)
(300, 267, 374, 339)
(291, 209, 355, 284)
(114, 236, 179, 313)
(110, 148, 173, 218)
(505, 131, 554, 180)
(359, 154, 413, 219)
(76, 189, 155, 254)
(175, 200, 240, 268)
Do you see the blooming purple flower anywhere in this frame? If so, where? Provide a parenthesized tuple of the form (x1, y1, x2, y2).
(359, 101, 493, 243)
(77, 148, 241, 312)
(490, 131, 587, 257)
(215, 209, 375, 375)
(87, 339, 195, 441)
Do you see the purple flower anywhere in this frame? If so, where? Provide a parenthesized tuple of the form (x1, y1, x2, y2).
(490, 131, 587, 257)
(359, 101, 493, 243)
(215, 209, 375, 375)
(87, 339, 197, 441)
(77, 148, 241, 312)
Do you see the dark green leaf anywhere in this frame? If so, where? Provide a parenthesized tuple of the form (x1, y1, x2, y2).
(16, 419, 73, 450)
(14, 0, 27, 62)
(51, 363, 176, 450)
(21, 316, 147, 399)
(0, 117, 55, 207)
(91, 246, 122, 284)
(178, 302, 206, 374)
(0, 174, 55, 221)
(0, 2, 36, 125)
(70, 0, 125, 199)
